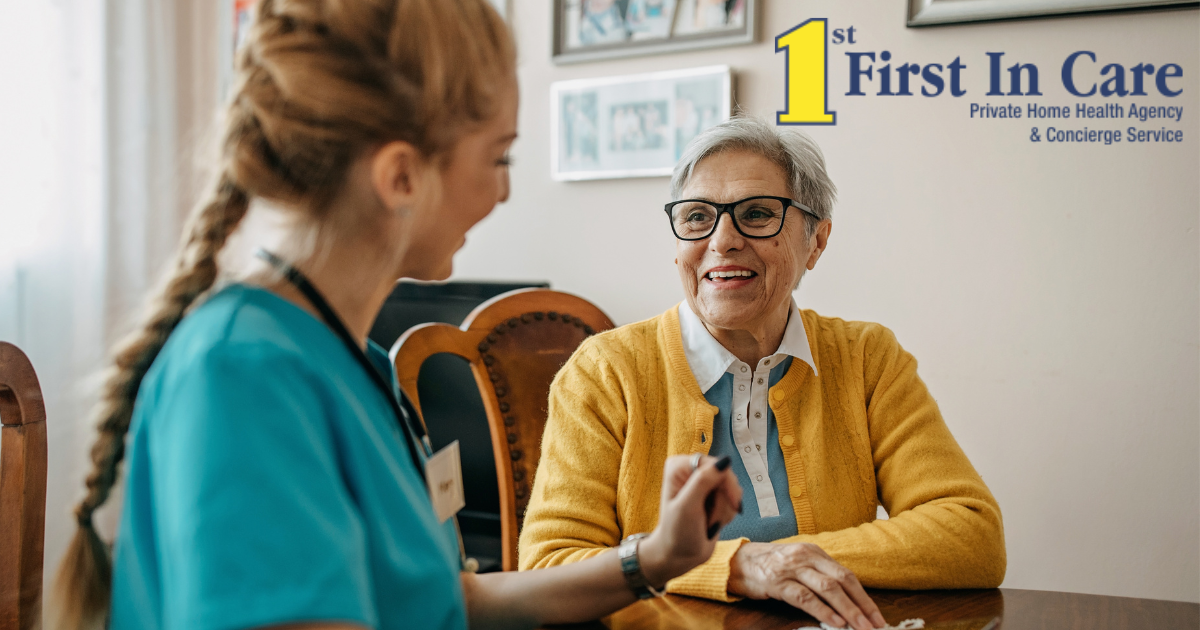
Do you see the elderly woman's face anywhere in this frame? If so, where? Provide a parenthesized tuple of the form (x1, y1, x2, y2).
(676, 149, 822, 332)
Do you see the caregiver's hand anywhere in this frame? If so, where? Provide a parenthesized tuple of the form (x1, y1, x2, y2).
(728, 542, 886, 630)
(637, 454, 743, 588)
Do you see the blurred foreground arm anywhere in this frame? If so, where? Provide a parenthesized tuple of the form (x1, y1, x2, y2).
(463, 455, 741, 629)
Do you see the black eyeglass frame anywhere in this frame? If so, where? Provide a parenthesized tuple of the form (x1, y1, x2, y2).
(663, 195, 822, 241)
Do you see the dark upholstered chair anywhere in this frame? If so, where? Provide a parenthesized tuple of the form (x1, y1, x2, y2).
(391, 289, 614, 571)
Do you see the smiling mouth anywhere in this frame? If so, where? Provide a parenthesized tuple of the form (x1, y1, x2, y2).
(705, 269, 757, 282)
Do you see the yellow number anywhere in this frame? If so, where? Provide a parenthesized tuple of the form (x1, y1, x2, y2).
(777, 19, 836, 125)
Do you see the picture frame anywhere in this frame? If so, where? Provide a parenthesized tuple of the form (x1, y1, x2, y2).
(907, 0, 1197, 27)
(485, 0, 510, 22)
(550, 65, 733, 181)
(553, 0, 757, 65)
(234, 0, 258, 54)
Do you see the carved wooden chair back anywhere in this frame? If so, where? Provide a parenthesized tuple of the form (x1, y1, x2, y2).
(391, 289, 614, 571)
(0, 342, 47, 630)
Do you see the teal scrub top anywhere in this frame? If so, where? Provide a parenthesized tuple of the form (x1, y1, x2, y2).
(109, 284, 466, 630)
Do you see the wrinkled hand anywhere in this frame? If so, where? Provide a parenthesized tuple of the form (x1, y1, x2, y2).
(638, 455, 742, 588)
(728, 542, 886, 630)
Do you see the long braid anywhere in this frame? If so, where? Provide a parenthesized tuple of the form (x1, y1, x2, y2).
(51, 172, 249, 630)
(80, 175, 249, 518)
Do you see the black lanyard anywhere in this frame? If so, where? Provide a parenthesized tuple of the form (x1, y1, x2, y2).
(256, 249, 429, 482)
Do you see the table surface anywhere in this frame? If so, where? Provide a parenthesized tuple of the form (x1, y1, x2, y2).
(551, 588, 1199, 630)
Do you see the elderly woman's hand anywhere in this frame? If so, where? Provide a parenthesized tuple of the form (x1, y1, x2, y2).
(729, 542, 886, 630)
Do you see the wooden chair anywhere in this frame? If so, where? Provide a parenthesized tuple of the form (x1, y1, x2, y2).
(0, 343, 47, 630)
(391, 289, 614, 571)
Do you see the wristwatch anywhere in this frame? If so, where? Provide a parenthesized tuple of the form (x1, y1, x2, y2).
(617, 533, 663, 599)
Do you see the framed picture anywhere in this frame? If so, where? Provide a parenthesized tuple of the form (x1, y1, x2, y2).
(485, 0, 510, 21)
(907, 0, 1196, 26)
(553, 0, 757, 65)
(551, 65, 732, 181)
(234, 0, 258, 54)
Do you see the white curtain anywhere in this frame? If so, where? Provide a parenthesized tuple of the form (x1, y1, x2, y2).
(0, 0, 222, 592)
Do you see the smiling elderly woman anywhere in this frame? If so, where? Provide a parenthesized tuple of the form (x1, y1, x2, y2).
(518, 117, 1006, 630)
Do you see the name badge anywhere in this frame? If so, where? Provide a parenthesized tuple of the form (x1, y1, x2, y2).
(425, 440, 465, 523)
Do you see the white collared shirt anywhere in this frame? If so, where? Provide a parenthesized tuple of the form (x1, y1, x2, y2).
(678, 300, 817, 517)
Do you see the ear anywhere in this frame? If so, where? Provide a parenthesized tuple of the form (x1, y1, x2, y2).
(805, 220, 833, 270)
(369, 140, 428, 213)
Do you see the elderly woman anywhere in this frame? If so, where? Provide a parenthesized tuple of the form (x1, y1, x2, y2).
(519, 117, 1005, 630)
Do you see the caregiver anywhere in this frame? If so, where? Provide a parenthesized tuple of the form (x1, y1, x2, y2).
(50, 1, 741, 629)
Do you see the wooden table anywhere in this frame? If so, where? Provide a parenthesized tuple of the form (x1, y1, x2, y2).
(552, 589, 1199, 629)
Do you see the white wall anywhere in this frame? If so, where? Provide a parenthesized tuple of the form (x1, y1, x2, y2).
(453, 1, 1200, 602)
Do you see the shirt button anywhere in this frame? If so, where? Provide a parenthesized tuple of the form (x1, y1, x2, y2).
(756, 475, 763, 482)
(740, 366, 748, 373)
(744, 446, 751, 453)
(782, 435, 795, 447)
(765, 359, 771, 365)
(755, 412, 762, 418)
(738, 384, 746, 392)
(756, 444, 761, 451)
(757, 378, 764, 385)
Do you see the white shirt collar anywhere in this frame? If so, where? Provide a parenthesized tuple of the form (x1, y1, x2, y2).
(677, 300, 817, 393)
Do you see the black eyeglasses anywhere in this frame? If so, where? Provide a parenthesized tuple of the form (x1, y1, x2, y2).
(664, 195, 820, 241)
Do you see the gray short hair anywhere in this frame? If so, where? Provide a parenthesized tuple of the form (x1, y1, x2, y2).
(670, 117, 837, 234)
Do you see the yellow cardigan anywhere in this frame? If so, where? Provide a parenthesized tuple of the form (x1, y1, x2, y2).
(518, 305, 1006, 601)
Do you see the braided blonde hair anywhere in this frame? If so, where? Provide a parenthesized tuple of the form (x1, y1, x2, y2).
(52, 1, 515, 627)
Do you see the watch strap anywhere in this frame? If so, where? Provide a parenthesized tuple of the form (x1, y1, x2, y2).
(618, 534, 662, 599)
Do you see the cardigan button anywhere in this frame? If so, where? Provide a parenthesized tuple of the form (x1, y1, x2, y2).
(791, 487, 803, 498)
(782, 435, 795, 447)
(771, 389, 785, 403)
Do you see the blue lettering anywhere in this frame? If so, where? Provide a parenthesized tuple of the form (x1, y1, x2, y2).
(922, 64, 944, 97)
(949, 57, 967, 97)
(1099, 63, 1128, 97)
(987, 52, 1004, 96)
(846, 52, 874, 96)
(1062, 51, 1097, 97)
(1157, 64, 1183, 97)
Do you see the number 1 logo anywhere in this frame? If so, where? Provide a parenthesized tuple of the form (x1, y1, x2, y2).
(776, 19, 836, 126)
